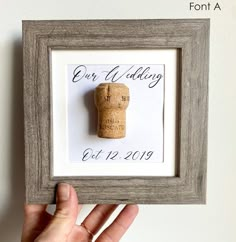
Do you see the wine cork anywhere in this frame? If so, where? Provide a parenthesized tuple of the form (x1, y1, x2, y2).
(94, 83, 130, 138)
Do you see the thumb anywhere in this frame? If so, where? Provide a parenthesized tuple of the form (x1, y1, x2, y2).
(35, 183, 79, 242)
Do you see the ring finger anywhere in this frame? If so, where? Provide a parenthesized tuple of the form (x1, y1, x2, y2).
(96, 204, 139, 242)
(80, 204, 118, 237)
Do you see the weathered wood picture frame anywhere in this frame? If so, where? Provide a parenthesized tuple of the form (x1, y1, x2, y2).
(23, 19, 210, 204)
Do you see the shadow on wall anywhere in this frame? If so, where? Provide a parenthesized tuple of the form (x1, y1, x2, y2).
(0, 39, 25, 241)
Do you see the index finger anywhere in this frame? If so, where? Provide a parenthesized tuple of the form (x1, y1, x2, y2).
(22, 204, 52, 242)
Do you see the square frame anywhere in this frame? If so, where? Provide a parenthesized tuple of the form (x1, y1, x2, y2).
(23, 19, 210, 204)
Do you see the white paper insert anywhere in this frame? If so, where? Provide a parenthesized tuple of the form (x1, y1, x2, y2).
(67, 64, 164, 163)
(51, 50, 177, 176)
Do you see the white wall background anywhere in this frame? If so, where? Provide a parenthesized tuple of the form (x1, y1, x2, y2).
(0, 0, 236, 241)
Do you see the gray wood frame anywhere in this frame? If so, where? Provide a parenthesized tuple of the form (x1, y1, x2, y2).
(23, 19, 210, 204)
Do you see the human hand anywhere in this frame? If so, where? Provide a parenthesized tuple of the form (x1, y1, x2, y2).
(21, 183, 139, 242)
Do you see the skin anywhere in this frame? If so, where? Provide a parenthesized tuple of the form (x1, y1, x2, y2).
(21, 183, 139, 242)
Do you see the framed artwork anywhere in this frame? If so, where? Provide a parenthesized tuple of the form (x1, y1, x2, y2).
(23, 19, 210, 204)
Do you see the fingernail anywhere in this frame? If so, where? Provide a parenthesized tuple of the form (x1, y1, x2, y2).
(57, 183, 70, 202)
